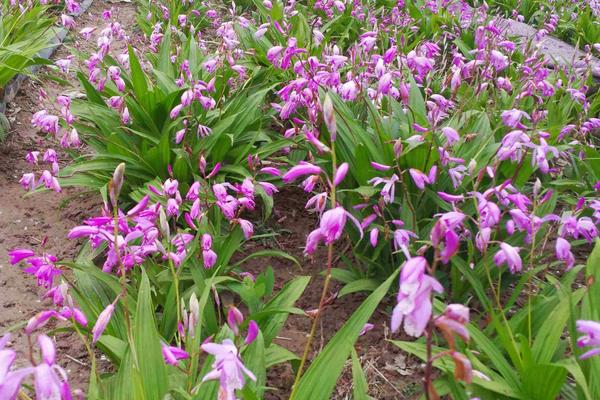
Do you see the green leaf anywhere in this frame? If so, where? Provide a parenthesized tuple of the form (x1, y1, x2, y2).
(521, 363, 567, 400)
(265, 344, 299, 368)
(134, 270, 169, 399)
(338, 278, 380, 297)
(234, 249, 300, 268)
(243, 331, 266, 397)
(292, 270, 398, 400)
(351, 348, 371, 400)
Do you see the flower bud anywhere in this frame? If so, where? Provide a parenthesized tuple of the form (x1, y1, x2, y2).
(244, 320, 259, 344)
(109, 163, 126, 207)
(322, 94, 337, 142)
(159, 206, 170, 239)
(227, 306, 244, 335)
(92, 303, 115, 343)
(333, 162, 349, 186)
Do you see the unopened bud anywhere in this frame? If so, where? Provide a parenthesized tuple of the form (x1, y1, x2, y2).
(109, 163, 126, 207)
(322, 94, 337, 142)
(159, 206, 170, 239)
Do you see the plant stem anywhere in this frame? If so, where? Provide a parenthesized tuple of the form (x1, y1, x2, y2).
(167, 252, 182, 347)
(290, 141, 338, 399)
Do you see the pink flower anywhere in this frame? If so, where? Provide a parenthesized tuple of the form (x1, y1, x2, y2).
(435, 304, 470, 342)
(501, 109, 530, 129)
(493, 242, 522, 273)
(555, 237, 575, 269)
(201, 339, 256, 399)
(60, 14, 75, 29)
(162, 344, 189, 365)
(319, 207, 346, 244)
(441, 127, 459, 145)
(409, 167, 436, 190)
(333, 163, 349, 186)
(92, 303, 115, 343)
(8, 248, 35, 264)
(282, 163, 321, 183)
(391, 257, 443, 337)
(0, 334, 33, 399)
(244, 321, 259, 344)
(577, 320, 600, 359)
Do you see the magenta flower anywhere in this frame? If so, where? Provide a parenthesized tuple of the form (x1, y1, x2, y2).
(201, 339, 256, 400)
(577, 320, 600, 359)
(8, 248, 35, 264)
(409, 167, 436, 190)
(162, 343, 189, 365)
(441, 127, 460, 145)
(333, 162, 349, 186)
(92, 303, 115, 343)
(319, 206, 346, 244)
(0, 335, 34, 399)
(555, 237, 575, 269)
(435, 304, 470, 342)
(501, 109, 530, 129)
(391, 257, 443, 337)
(493, 243, 522, 273)
(369, 174, 399, 203)
(282, 163, 321, 183)
(244, 321, 259, 344)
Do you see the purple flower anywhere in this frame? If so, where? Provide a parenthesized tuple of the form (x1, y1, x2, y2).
(435, 304, 470, 342)
(227, 307, 244, 335)
(369, 228, 379, 247)
(162, 344, 189, 365)
(333, 163, 349, 186)
(555, 237, 575, 269)
(501, 109, 530, 129)
(369, 174, 399, 203)
(244, 321, 259, 344)
(283, 162, 321, 183)
(92, 303, 115, 343)
(577, 320, 600, 359)
(493, 243, 522, 273)
(8, 248, 35, 264)
(409, 167, 436, 190)
(202, 249, 217, 269)
(170, 104, 183, 119)
(33, 335, 71, 399)
(201, 339, 256, 400)
(391, 257, 443, 337)
(319, 207, 347, 244)
(441, 127, 459, 145)
(370, 162, 391, 171)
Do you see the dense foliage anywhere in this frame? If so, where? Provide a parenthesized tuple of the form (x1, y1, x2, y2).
(3, 0, 600, 399)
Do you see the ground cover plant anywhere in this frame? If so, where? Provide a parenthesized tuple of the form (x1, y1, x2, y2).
(2, 0, 600, 399)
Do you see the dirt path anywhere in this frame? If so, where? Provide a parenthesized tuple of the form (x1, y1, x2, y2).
(0, 0, 137, 390)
